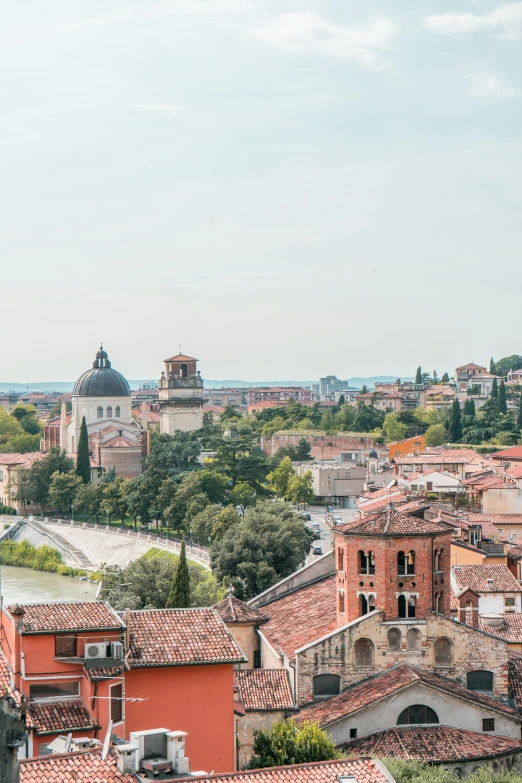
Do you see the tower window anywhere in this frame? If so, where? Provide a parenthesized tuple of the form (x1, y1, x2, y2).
(407, 628, 422, 651)
(407, 550, 415, 575)
(360, 594, 368, 616)
(398, 551, 406, 576)
(368, 550, 375, 575)
(180, 363, 188, 378)
(106, 406, 113, 418)
(408, 595, 417, 618)
(115, 406, 121, 417)
(338, 590, 345, 614)
(97, 406, 103, 418)
(398, 595, 406, 618)
(359, 550, 368, 574)
(337, 547, 344, 571)
(397, 705, 439, 725)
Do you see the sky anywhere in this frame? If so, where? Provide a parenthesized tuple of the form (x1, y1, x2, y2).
(1, 0, 521, 383)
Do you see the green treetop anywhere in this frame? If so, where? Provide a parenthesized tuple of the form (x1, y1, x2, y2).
(267, 457, 295, 499)
(518, 395, 522, 431)
(247, 720, 341, 769)
(166, 540, 191, 608)
(415, 367, 422, 384)
(448, 398, 462, 442)
(490, 357, 497, 375)
(491, 377, 499, 400)
(498, 380, 508, 414)
(75, 416, 91, 484)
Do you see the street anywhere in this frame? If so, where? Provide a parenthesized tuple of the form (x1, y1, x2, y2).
(301, 505, 359, 565)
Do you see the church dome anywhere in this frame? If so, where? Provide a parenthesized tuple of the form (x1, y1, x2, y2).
(73, 346, 131, 397)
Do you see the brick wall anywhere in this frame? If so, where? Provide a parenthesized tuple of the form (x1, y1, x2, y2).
(262, 433, 383, 461)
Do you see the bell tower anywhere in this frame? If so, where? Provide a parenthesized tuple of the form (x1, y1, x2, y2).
(158, 352, 205, 433)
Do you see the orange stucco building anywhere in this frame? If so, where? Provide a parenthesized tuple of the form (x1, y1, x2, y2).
(388, 435, 426, 462)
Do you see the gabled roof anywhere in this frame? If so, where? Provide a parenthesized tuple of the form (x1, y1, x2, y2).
(101, 435, 140, 449)
(480, 614, 522, 643)
(176, 758, 392, 783)
(20, 749, 135, 783)
(468, 512, 522, 525)
(235, 670, 295, 711)
(164, 353, 198, 362)
(214, 595, 270, 625)
(294, 663, 518, 728)
(4, 602, 125, 635)
(335, 507, 450, 537)
(452, 564, 522, 593)
(26, 699, 99, 736)
(124, 607, 245, 667)
(0, 452, 46, 468)
(340, 726, 522, 763)
(491, 446, 522, 460)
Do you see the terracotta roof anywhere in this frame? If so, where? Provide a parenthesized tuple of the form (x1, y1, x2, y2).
(356, 495, 409, 514)
(176, 758, 391, 783)
(84, 666, 125, 681)
(125, 608, 245, 667)
(395, 449, 484, 465)
(164, 353, 198, 362)
(491, 446, 522, 461)
(479, 615, 522, 643)
(20, 749, 135, 783)
(235, 670, 295, 711)
(295, 663, 518, 728)
(101, 435, 140, 448)
(341, 726, 522, 763)
(27, 699, 99, 736)
(5, 602, 124, 634)
(507, 465, 522, 478)
(509, 655, 522, 712)
(468, 513, 522, 525)
(0, 452, 45, 468)
(508, 545, 522, 560)
(336, 507, 450, 537)
(452, 565, 522, 593)
(214, 596, 270, 625)
(260, 576, 337, 660)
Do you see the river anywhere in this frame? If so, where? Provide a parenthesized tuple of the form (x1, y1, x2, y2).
(0, 565, 98, 605)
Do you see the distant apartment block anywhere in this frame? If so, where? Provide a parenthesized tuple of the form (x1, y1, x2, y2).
(245, 387, 311, 405)
(203, 388, 246, 407)
(319, 375, 351, 396)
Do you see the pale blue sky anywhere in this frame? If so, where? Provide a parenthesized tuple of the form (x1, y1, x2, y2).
(1, 0, 521, 383)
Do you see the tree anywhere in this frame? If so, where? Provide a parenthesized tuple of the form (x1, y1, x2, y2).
(491, 377, 499, 400)
(424, 424, 447, 447)
(146, 432, 201, 476)
(213, 434, 269, 490)
(441, 372, 450, 384)
(48, 471, 82, 515)
(211, 501, 314, 600)
(166, 540, 191, 608)
(25, 447, 74, 515)
(197, 470, 229, 504)
(415, 367, 422, 385)
(518, 395, 522, 431)
(48, 400, 72, 419)
(320, 410, 334, 432)
(100, 476, 130, 525)
(383, 413, 407, 443)
(498, 380, 508, 414)
(448, 399, 462, 442)
(267, 457, 295, 498)
(463, 398, 476, 417)
(354, 401, 385, 433)
(74, 481, 104, 523)
(494, 354, 522, 376)
(247, 720, 340, 769)
(285, 472, 315, 508)
(11, 405, 42, 435)
(432, 370, 439, 384)
(125, 468, 166, 529)
(338, 394, 345, 406)
(490, 357, 497, 375)
(75, 416, 91, 484)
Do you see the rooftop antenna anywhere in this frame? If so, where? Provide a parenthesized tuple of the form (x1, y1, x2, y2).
(101, 720, 113, 760)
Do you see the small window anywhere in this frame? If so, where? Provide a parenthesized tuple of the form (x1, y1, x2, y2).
(115, 406, 121, 417)
(350, 728, 357, 739)
(97, 406, 103, 418)
(467, 671, 493, 692)
(506, 597, 515, 607)
(338, 590, 345, 614)
(106, 406, 113, 418)
(397, 551, 406, 576)
(398, 595, 407, 618)
(180, 363, 188, 378)
(253, 650, 261, 669)
(407, 551, 415, 575)
(55, 635, 76, 658)
(353, 638, 374, 666)
(397, 704, 439, 725)
(368, 551, 375, 575)
(408, 595, 417, 618)
(359, 550, 368, 574)
(483, 718, 495, 732)
(110, 683, 123, 723)
(313, 674, 341, 698)
(30, 681, 80, 700)
(337, 547, 344, 571)
(360, 594, 368, 616)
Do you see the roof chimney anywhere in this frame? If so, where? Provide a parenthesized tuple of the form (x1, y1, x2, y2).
(115, 743, 138, 774)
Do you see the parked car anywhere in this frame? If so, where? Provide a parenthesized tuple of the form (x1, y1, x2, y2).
(334, 516, 343, 525)
(302, 513, 311, 521)
(312, 545, 323, 555)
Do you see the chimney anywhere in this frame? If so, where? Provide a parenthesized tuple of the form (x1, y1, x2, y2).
(122, 608, 131, 652)
(167, 731, 189, 774)
(10, 606, 25, 689)
(115, 744, 138, 774)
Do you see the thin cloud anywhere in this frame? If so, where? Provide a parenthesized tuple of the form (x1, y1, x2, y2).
(134, 103, 185, 114)
(249, 12, 397, 67)
(467, 72, 519, 98)
(424, 4, 522, 40)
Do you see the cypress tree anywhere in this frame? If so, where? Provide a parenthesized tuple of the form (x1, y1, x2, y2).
(518, 395, 522, 431)
(490, 357, 496, 375)
(463, 398, 476, 417)
(448, 398, 462, 442)
(167, 540, 191, 608)
(75, 416, 91, 484)
(441, 372, 450, 384)
(491, 377, 498, 400)
(415, 367, 422, 385)
(498, 380, 508, 414)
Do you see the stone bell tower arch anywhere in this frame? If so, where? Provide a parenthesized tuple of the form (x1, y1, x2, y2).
(158, 352, 205, 433)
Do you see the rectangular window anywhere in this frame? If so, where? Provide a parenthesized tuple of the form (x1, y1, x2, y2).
(505, 597, 515, 606)
(110, 683, 123, 724)
(30, 681, 80, 700)
(55, 635, 76, 658)
(482, 718, 495, 732)
(350, 728, 357, 739)
(253, 650, 261, 669)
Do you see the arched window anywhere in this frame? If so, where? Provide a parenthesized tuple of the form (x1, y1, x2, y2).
(337, 547, 344, 571)
(434, 637, 453, 665)
(398, 551, 406, 576)
(407, 628, 422, 651)
(368, 551, 375, 575)
(115, 406, 121, 417)
(397, 705, 439, 725)
(387, 628, 401, 651)
(467, 671, 493, 692)
(106, 406, 113, 418)
(360, 594, 368, 616)
(97, 406, 103, 418)
(408, 595, 417, 618)
(359, 550, 368, 574)
(368, 594, 376, 612)
(313, 674, 341, 699)
(407, 550, 415, 575)
(439, 549, 444, 571)
(434, 592, 440, 613)
(180, 363, 188, 378)
(353, 638, 374, 667)
(434, 550, 440, 572)
(338, 590, 345, 614)
(398, 594, 407, 618)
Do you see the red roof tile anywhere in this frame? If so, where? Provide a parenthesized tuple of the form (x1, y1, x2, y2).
(84, 666, 126, 681)
(479, 614, 522, 643)
(260, 576, 337, 660)
(235, 670, 295, 711)
(20, 749, 135, 783)
(467, 513, 522, 525)
(452, 564, 522, 593)
(341, 726, 522, 763)
(336, 507, 450, 537)
(164, 353, 198, 362)
(491, 446, 522, 461)
(509, 654, 522, 712)
(177, 758, 391, 783)
(102, 435, 140, 448)
(27, 699, 99, 735)
(5, 602, 124, 634)
(0, 452, 46, 468)
(215, 596, 270, 625)
(125, 608, 245, 667)
(356, 494, 409, 514)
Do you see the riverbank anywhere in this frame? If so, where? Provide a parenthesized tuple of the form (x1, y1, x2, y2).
(0, 539, 95, 580)
(0, 564, 98, 604)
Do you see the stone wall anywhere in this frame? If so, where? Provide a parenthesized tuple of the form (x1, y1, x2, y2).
(261, 433, 384, 461)
(0, 697, 26, 783)
(237, 710, 287, 767)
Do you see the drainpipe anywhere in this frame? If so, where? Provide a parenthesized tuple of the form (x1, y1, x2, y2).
(10, 605, 25, 690)
(289, 660, 297, 705)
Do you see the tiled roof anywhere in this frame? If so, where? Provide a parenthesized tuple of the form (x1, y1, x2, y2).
(0, 452, 46, 468)
(101, 435, 139, 448)
(177, 758, 391, 783)
(479, 614, 522, 643)
(5, 602, 124, 634)
(84, 666, 126, 681)
(507, 465, 522, 478)
(491, 446, 522, 460)
(336, 507, 450, 537)
(452, 565, 522, 593)
(467, 513, 522, 525)
(509, 655, 522, 712)
(125, 608, 245, 667)
(164, 353, 198, 362)
(27, 699, 99, 735)
(341, 726, 522, 763)
(295, 663, 518, 727)
(20, 750, 135, 783)
(235, 670, 295, 711)
(215, 596, 270, 625)
(0, 648, 21, 706)
(395, 449, 482, 464)
(260, 576, 337, 660)
(507, 545, 522, 560)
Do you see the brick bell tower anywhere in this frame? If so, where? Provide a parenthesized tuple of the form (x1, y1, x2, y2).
(334, 505, 452, 626)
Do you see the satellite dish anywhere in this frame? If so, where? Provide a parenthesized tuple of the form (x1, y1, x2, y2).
(64, 733, 72, 752)
(95, 581, 103, 600)
(102, 720, 113, 760)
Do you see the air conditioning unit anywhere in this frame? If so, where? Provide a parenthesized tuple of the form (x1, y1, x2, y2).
(111, 641, 124, 659)
(85, 642, 108, 660)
